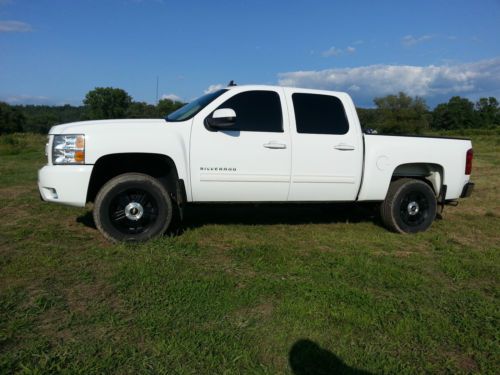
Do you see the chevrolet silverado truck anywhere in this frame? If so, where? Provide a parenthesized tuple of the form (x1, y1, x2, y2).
(38, 85, 474, 242)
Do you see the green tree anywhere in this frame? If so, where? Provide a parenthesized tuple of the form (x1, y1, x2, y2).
(356, 108, 378, 130)
(11, 104, 86, 133)
(475, 97, 499, 127)
(83, 87, 132, 120)
(0, 102, 26, 134)
(373, 92, 429, 134)
(126, 102, 159, 118)
(25, 113, 59, 134)
(157, 98, 184, 117)
(432, 96, 476, 130)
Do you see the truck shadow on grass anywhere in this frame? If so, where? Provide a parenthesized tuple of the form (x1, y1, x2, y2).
(289, 339, 374, 375)
(77, 202, 383, 234)
(181, 202, 381, 228)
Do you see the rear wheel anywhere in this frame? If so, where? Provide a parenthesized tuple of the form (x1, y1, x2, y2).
(93, 173, 173, 242)
(380, 178, 437, 233)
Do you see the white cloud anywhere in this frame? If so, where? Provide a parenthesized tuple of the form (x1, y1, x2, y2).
(278, 58, 500, 106)
(0, 20, 32, 32)
(401, 34, 433, 46)
(2, 95, 50, 104)
(161, 93, 182, 102)
(204, 83, 224, 94)
(322, 45, 356, 57)
(322, 46, 342, 57)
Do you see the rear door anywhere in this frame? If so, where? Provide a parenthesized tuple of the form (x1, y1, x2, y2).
(190, 88, 291, 201)
(285, 88, 363, 201)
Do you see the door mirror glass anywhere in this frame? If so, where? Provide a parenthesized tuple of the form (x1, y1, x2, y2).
(207, 108, 237, 129)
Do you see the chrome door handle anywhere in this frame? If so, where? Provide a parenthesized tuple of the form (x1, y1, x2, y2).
(334, 143, 355, 151)
(264, 142, 287, 149)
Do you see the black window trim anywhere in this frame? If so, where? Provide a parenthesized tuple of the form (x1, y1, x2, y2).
(205, 89, 284, 133)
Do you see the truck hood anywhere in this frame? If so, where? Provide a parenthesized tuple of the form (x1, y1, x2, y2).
(48, 118, 191, 166)
(49, 119, 169, 135)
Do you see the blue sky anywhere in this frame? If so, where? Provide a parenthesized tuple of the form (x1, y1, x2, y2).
(1, 0, 499, 107)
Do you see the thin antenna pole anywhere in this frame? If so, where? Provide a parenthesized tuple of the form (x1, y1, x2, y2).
(156, 76, 159, 104)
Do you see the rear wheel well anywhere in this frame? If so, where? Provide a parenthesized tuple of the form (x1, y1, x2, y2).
(87, 153, 180, 203)
(391, 163, 443, 196)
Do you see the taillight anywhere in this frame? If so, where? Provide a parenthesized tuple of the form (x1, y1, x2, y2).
(465, 148, 473, 175)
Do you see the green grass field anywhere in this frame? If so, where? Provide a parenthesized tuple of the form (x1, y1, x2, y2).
(0, 132, 499, 374)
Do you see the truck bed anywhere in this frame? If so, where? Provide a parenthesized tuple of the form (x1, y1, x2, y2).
(358, 134, 472, 201)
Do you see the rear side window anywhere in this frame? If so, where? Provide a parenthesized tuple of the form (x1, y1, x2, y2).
(292, 93, 349, 134)
(217, 90, 283, 132)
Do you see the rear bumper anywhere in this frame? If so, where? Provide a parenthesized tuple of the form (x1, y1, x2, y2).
(38, 165, 93, 207)
(460, 182, 474, 198)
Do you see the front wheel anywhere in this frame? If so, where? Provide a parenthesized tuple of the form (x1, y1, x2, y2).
(380, 178, 437, 233)
(93, 173, 173, 242)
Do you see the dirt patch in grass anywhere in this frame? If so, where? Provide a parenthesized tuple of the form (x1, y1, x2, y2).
(316, 244, 340, 253)
(31, 276, 133, 349)
(191, 239, 257, 278)
(447, 228, 500, 250)
(445, 351, 479, 373)
(372, 249, 423, 258)
(64, 280, 124, 315)
(0, 195, 36, 232)
(0, 185, 33, 200)
(250, 300, 274, 318)
(230, 300, 275, 328)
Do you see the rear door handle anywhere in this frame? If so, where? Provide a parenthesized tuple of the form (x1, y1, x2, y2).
(264, 142, 287, 149)
(334, 143, 355, 151)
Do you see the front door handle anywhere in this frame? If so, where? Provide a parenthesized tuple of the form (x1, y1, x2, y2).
(264, 142, 287, 149)
(334, 143, 355, 151)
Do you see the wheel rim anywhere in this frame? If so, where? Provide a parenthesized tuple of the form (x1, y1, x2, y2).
(399, 191, 429, 227)
(108, 188, 159, 235)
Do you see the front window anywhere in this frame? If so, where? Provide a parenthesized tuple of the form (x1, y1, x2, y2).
(214, 90, 283, 132)
(166, 89, 227, 122)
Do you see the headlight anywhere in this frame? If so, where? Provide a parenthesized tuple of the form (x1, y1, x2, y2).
(52, 134, 85, 164)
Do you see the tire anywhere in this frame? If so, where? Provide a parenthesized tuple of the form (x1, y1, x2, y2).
(93, 173, 173, 242)
(380, 178, 437, 234)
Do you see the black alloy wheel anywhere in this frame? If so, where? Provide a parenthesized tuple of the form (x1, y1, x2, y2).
(380, 178, 437, 233)
(93, 173, 173, 242)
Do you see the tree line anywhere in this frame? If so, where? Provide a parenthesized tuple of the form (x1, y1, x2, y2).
(357, 93, 499, 134)
(0, 87, 184, 135)
(1, 87, 498, 135)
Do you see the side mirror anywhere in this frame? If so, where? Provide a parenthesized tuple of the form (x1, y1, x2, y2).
(206, 108, 236, 129)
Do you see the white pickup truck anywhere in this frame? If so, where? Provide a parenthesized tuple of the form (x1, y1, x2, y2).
(38, 84, 474, 241)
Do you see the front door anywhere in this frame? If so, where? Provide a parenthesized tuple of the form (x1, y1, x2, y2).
(190, 88, 291, 202)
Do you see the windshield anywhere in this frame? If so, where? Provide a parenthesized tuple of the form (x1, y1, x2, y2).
(166, 89, 227, 122)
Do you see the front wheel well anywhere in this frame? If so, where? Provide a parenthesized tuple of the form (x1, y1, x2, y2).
(86, 153, 180, 203)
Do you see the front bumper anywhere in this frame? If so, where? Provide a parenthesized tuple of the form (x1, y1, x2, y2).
(38, 165, 93, 207)
(460, 182, 474, 198)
